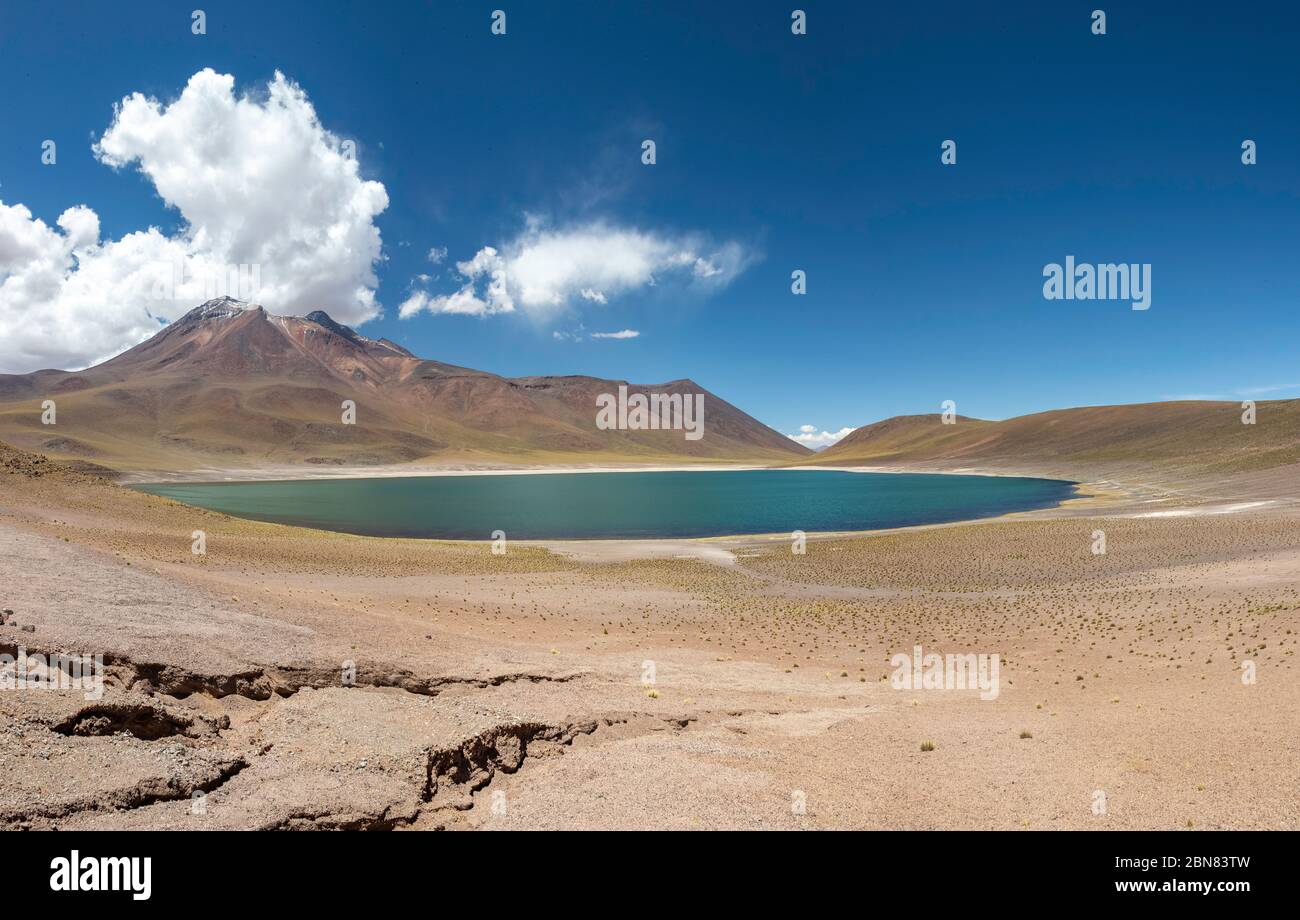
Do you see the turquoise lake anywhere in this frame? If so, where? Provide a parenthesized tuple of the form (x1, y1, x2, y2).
(134, 469, 1076, 540)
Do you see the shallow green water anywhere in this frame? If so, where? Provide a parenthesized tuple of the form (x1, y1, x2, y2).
(134, 469, 1076, 540)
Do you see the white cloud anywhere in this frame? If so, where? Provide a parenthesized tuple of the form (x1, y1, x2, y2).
(427, 246, 447, 264)
(1237, 383, 1300, 396)
(787, 425, 854, 447)
(397, 291, 428, 319)
(0, 69, 388, 373)
(399, 220, 750, 320)
(548, 324, 638, 343)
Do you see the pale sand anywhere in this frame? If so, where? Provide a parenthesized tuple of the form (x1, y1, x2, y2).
(2, 456, 1297, 830)
(1132, 501, 1276, 518)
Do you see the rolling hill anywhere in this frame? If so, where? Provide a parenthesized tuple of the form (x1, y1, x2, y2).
(811, 401, 1300, 486)
(0, 298, 810, 472)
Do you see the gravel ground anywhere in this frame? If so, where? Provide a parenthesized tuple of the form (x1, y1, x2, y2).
(2, 447, 1297, 830)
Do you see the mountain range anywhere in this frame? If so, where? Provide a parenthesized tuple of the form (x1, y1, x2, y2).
(2, 297, 1295, 486)
(0, 298, 808, 471)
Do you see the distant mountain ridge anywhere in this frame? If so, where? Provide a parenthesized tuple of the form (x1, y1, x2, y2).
(0, 298, 809, 471)
(810, 401, 1300, 484)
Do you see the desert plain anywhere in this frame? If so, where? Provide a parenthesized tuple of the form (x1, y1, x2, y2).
(1, 440, 1296, 831)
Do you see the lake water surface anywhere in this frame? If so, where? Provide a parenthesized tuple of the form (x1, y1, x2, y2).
(134, 469, 1076, 540)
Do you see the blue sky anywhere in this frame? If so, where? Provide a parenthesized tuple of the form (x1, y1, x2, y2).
(1, 0, 1297, 444)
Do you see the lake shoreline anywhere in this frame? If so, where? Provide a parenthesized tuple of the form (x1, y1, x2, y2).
(132, 468, 1081, 544)
(123, 461, 1078, 486)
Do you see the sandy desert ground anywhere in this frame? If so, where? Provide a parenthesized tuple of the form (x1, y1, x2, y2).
(1, 444, 1297, 830)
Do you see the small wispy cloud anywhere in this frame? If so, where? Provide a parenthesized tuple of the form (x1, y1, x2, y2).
(590, 329, 639, 340)
(1238, 383, 1300, 396)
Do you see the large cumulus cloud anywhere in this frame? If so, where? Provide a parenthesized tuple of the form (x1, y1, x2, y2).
(0, 69, 387, 373)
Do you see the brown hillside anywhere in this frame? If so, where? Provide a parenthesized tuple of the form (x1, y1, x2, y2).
(0, 298, 809, 472)
(813, 401, 1300, 485)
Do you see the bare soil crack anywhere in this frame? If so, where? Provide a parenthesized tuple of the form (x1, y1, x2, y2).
(51, 700, 226, 740)
(2, 636, 586, 703)
(0, 755, 247, 828)
(420, 711, 701, 828)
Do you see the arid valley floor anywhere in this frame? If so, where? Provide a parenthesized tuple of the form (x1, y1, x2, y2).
(1, 443, 1297, 830)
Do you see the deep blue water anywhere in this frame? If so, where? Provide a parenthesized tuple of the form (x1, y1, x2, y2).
(134, 469, 1076, 540)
